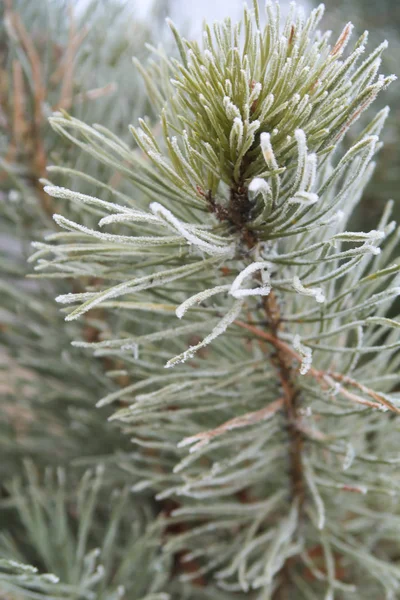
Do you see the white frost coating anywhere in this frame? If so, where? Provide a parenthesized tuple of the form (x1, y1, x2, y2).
(170, 136, 204, 186)
(9, 190, 20, 202)
(290, 93, 301, 107)
(56, 291, 94, 304)
(223, 96, 241, 120)
(137, 130, 157, 152)
(176, 285, 230, 319)
(248, 178, 273, 216)
(42, 574, 60, 583)
(150, 202, 233, 256)
(363, 244, 381, 256)
(56, 260, 213, 320)
(121, 343, 139, 360)
(292, 275, 325, 304)
(333, 230, 385, 242)
(289, 191, 319, 205)
(231, 117, 244, 149)
(343, 443, 355, 471)
(229, 262, 271, 298)
(260, 132, 279, 170)
(248, 178, 271, 195)
(331, 230, 385, 255)
(53, 214, 175, 246)
(304, 153, 318, 192)
(204, 49, 214, 62)
(165, 300, 244, 368)
(293, 129, 307, 192)
(293, 335, 313, 375)
(44, 185, 131, 214)
(147, 150, 184, 179)
(8, 560, 37, 572)
(248, 81, 262, 104)
(178, 435, 206, 450)
(96, 565, 105, 577)
(258, 93, 274, 122)
(325, 210, 345, 226)
(99, 212, 161, 227)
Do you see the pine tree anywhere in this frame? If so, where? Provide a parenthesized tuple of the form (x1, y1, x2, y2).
(1, 1, 400, 599)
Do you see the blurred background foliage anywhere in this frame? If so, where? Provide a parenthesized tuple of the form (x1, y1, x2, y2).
(0, 1, 177, 596)
(0, 0, 171, 477)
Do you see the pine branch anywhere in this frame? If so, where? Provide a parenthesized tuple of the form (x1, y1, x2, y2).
(2, 0, 400, 597)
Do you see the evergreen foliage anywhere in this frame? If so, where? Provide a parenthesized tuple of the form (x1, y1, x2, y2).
(0, 466, 171, 600)
(1, 1, 400, 599)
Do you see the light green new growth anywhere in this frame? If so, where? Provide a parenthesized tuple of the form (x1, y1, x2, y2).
(2, 0, 400, 598)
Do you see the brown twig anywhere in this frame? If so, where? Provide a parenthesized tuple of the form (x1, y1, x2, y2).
(55, 6, 88, 110)
(9, 11, 45, 134)
(179, 397, 284, 452)
(51, 28, 87, 91)
(11, 59, 27, 154)
(234, 319, 400, 414)
(6, 6, 51, 214)
(262, 292, 306, 509)
(74, 82, 117, 103)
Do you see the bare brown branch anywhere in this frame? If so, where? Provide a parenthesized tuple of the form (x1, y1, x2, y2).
(261, 292, 305, 508)
(6, 6, 51, 214)
(12, 59, 27, 151)
(179, 397, 284, 452)
(234, 319, 400, 414)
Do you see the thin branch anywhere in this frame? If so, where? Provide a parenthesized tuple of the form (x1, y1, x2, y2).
(178, 397, 284, 452)
(55, 6, 88, 110)
(8, 10, 45, 133)
(12, 59, 27, 152)
(234, 319, 400, 414)
(261, 292, 306, 510)
(74, 82, 117, 103)
(7, 6, 51, 214)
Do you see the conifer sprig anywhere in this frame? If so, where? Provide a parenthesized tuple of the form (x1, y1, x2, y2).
(5, 0, 400, 598)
